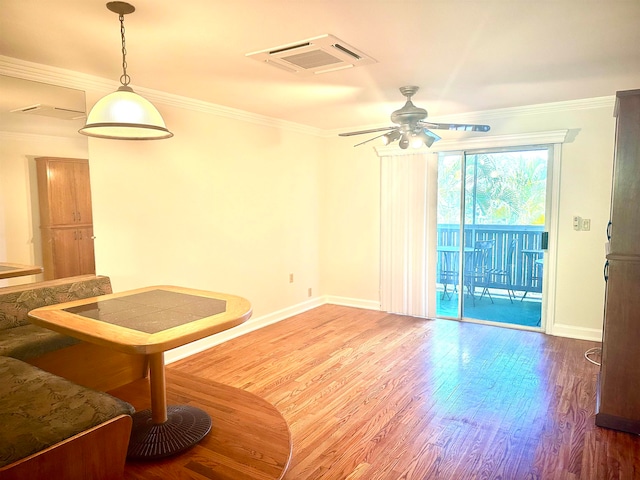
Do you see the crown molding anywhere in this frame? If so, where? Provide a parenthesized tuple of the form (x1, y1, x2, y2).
(0, 130, 86, 143)
(0, 55, 323, 137)
(0, 55, 112, 92)
(428, 96, 615, 124)
(1, 56, 615, 140)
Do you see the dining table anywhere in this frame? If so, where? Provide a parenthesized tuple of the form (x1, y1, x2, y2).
(0, 262, 43, 280)
(28, 285, 252, 460)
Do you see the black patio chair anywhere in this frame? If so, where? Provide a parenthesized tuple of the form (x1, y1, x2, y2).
(439, 249, 459, 300)
(489, 238, 518, 303)
(464, 240, 494, 305)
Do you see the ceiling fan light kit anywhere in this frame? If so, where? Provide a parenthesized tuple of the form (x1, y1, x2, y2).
(381, 130, 401, 145)
(339, 86, 490, 148)
(79, 1, 173, 140)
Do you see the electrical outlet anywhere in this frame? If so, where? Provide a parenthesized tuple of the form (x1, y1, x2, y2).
(289, 273, 294, 283)
(308, 287, 312, 297)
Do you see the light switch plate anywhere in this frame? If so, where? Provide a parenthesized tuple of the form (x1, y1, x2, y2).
(573, 216, 582, 231)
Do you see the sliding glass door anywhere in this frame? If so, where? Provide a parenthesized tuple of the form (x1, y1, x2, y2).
(435, 147, 551, 329)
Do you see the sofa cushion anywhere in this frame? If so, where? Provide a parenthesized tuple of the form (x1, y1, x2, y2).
(0, 356, 134, 468)
(0, 324, 80, 360)
(0, 275, 112, 330)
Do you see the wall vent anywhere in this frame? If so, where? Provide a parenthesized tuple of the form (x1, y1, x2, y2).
(246, 34, 376, 75)
(10, 104, 85, 120)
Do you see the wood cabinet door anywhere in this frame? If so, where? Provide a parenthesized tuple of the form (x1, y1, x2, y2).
(49, 228, 96, 278)
(45, 161, 79, 226)
(610, 92, 640, 255)
(72, 162, 93, 225)
(50, 228, 81, 278)
(76, 227, 96, 275)
(599, 259, 640, 423)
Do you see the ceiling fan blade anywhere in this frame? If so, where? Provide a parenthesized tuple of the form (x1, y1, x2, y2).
(352, 131, 395, 147)
(420, 122, 491, 132)
(338, 126, 397, 137)
(424, 129, 441, 143)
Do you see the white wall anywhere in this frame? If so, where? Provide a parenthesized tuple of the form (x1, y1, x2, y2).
(320, 100, 616, 340)
(0, 132, 88, 287)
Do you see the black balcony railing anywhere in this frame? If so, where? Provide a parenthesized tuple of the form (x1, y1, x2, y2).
(437, 224, 544, 294)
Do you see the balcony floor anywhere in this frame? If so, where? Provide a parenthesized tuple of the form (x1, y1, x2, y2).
(436, 288, 542, 328)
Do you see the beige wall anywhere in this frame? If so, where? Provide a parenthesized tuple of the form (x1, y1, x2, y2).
(319, 139, 381, 306)
(85, 90, 322, 319)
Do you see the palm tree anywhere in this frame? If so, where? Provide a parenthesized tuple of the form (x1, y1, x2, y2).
(459, 151, 547, 226)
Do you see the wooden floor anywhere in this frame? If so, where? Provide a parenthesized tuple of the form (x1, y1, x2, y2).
(110, 372, 291, 480)
(114, 305, 640, 479)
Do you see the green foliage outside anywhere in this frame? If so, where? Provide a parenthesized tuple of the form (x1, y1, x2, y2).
(437, 150, 548, 226)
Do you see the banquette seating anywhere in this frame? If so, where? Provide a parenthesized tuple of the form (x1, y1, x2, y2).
(0, 275, 146, 479)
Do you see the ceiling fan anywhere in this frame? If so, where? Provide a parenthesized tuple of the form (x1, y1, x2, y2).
(339, 86, 491, 148)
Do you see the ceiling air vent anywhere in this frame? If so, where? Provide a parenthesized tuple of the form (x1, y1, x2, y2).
(10, 104, 85, 120)
(246, 34, 376, 75)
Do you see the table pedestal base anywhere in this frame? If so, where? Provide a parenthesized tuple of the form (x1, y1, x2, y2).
(127, 405, 212, 460)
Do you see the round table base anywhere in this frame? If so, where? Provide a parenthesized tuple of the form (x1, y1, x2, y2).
(127, 405, 212, 460)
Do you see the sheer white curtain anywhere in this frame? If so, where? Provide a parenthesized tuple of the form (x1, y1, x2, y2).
(379, 151, 438, 318)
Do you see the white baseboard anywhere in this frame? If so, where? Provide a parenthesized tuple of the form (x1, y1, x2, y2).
(549, 323, 602, 342)
(324, 295, 381, 311)
(165, 296, 325, 364)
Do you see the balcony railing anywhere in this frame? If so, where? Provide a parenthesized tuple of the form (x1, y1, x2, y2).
(437, 224, 544, 294)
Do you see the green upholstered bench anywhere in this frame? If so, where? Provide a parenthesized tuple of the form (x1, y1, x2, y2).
(0, 356, 134, 479)
(0, 275, 113, 360)
(0, 275, 148, 391)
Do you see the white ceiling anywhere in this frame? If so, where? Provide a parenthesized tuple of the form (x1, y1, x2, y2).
(1, 0, 639, 133)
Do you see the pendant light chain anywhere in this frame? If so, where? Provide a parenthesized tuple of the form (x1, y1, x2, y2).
(119, 13, 131, 86)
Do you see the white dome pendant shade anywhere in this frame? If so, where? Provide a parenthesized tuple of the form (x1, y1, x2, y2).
(80, 85, 173, 140)
(79, 1, 173, 140)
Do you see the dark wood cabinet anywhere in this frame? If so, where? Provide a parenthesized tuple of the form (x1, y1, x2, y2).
(36, 157, 96, 280)
(595, 89, 640, 435)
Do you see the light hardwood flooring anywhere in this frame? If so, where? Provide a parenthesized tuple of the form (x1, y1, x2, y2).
(115, 305, 640, 479)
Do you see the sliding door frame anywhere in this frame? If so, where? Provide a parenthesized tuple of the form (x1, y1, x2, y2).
(376, 130, 566, 332)
(448, 145, 556, 331)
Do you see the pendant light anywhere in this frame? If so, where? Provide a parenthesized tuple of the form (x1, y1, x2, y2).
(79, 2, 173, 140)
